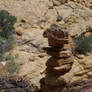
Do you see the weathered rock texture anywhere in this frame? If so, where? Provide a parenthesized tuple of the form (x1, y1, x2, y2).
(40, 24, 75, 92)
(62, 79, 92, 92)
(0, 0, 92, 88)
(0, 75, 39, 92)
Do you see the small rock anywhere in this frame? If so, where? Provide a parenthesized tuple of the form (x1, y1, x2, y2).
(38, 53, 46, 58)
(76, 54, 85, 59)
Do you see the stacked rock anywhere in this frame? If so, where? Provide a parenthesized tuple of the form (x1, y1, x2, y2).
(40, 24, 75, 92)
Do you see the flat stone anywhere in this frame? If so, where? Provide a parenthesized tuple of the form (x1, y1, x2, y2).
(47, 49, 72, 58)
(48, 38, 69, 47)
(47, 64, 72, 75)
(46, 57, 74, 67)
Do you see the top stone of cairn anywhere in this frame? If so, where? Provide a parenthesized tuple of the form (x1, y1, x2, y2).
(43, 24, 69, 47)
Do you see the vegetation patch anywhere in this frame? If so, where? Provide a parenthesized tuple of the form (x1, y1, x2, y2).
(75, 34, 92, 54)
(0, 53, 20, 74)
(0, 10, 19, 74)
(0, 10, 17, 53)
(8, 58, 20, 74)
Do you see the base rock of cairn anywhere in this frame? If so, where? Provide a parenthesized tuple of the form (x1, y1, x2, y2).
(40, 24, 75, 92)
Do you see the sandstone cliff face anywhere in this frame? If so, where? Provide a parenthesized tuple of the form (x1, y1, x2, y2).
(0, 0, 92, 88)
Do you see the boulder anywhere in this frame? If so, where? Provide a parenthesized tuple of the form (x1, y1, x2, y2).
(44, 74, 66, 86)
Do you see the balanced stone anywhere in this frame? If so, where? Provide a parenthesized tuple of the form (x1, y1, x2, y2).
(47, 49, 72, 58)
(48, 37, 69, 47)
(46, 64, 72, 75)
(46, 57, 74, 67)
(43, 24, 69, 47)
(44, 69, 73, 86)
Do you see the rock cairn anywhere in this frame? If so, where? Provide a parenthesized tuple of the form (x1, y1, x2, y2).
(40, 24, 75, 92)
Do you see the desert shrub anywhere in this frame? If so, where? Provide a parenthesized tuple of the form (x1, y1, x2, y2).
(0, 36, 10, 53)
(8, 60, 20, 74)
(0, 54, 5, 61)
(75, 34, 92, 54)
(0, 53, 20, 74)
(0, 10, 19, 74)
(6, 54, 20, 74)
(0, 10, 17, 53)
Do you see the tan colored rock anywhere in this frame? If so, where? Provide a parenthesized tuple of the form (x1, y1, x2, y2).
(52, 0, 68, 6)
(87, 71, 92, 78)
(85, 32, 92, 37)
(69, 0, 92, 8)
(62, 79, 92, 92)
(0, 0, 50, 24)
(70, 53, 92, 83)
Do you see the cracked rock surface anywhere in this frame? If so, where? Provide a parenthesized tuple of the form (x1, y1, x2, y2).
(0, 75, 39, 92)
(0, 0, 92, 89)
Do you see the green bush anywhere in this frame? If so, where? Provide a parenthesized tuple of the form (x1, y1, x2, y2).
(0, 10, 19, 74)
(8, 60, 20, 74)
(0, 10, 16, 38)
(0, 53, 20, 74)
(0, 10, 17, 53)
(6, 54, 20, 74)
(75, 34, 92, 54)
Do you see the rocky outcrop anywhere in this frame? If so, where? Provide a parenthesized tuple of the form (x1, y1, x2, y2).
(20, 28, 48, 54)
(69, 0, 92, 9)
(71, 53, 92, 82)
(0, 0, 50, 25)
(0, 0, 92, 88)
(40, 24, 75, 92)
(0, 75, 39, 92)
(62, 79, 92, 92)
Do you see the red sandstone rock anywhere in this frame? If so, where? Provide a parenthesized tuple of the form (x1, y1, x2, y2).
(44, 68, 73, 86)
(47, 49, 72, 58)
(48, 38, 69, 47)
(47, 64, 72, 75)
(46, 57, 74, 67)
(44, 74, 66, 86)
